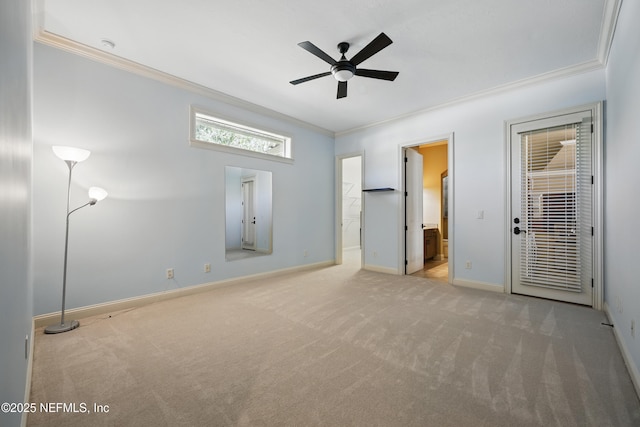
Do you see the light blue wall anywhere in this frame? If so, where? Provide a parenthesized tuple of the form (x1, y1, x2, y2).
(32, 43, 335, 316)
(336, 70, 606, 285)
(0, 1, 33, 426)
(604, 0, 640, 380)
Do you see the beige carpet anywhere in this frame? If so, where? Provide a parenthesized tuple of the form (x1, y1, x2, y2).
(28, 259, 640, 426)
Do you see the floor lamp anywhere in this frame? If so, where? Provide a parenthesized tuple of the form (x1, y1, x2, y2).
(45, 146, 108, 334)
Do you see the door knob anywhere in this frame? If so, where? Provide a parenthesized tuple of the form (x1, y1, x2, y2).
(514, 226, 526, 235)
(514, 218, 520, 224)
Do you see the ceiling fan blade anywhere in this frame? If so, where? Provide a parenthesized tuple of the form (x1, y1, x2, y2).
(290, 72, 331, 85)
(355, 69, 399, 81)
(350, 32, 393, 66)
(297, 41, 337, 66)
(337, 81, 347, 99)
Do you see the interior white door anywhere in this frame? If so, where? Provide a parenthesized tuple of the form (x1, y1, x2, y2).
(511, 111, 593, 305)
(241, 177, 256, 250)
(405, 148, 424, 274)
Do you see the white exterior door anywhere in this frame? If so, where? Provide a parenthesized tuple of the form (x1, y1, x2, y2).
(241, 177, 256, 250)
(510, 111, 593, 305)
(405, 148, 424, 274)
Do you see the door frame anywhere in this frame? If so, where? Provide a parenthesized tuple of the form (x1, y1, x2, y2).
(504, 102, 603, 309)
(399, 133, 455, 283)
(335, 152, 364, 266)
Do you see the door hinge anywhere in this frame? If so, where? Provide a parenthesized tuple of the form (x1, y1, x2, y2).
(405, 157, 408, 163)
(405, 259, 408, 265)
(591, 278, 594, 288)
(405, 191, 408, 197)
(591, 123, 594, 133)
(405, 225, 408, 231)
(591, 175, 594, 185)
(591, 227, 594, 236)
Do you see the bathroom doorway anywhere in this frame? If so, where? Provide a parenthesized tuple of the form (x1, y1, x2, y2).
(403, 137, 452, 283)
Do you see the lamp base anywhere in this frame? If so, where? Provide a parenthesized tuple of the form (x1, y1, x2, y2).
(44, 320, 79, 334)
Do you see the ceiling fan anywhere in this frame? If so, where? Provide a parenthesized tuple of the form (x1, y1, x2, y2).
(290, 32, 399, 99)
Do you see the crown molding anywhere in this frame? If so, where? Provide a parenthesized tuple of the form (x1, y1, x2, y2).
(335, 59, 605, 137)
(597, 0, 623, 65)
(336, 0, 622, 137)
(33, 0, 621, 140)
(33, 30, 335, 138)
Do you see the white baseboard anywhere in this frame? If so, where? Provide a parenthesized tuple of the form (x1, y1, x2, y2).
(22, 319, 35, 427)
(33, 260, 335, 329)
(604, 303, 640, 400)
(452, 278, 505, 293)
(363, 264, 400, 275)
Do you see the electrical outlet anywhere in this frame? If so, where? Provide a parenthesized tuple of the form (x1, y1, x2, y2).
(166, 268, 174, 279)
(204, 263, 211, 273)
(465, 261, 472, 269)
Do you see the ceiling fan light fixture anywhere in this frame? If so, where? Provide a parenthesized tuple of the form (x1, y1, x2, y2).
(331, 62, 355, 82)
(332, 69, 354, 82)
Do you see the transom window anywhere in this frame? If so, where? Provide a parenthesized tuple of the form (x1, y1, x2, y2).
(190, 107, 292, 161)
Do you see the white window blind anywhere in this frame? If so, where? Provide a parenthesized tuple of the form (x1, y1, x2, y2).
(518, 119, 592, 292)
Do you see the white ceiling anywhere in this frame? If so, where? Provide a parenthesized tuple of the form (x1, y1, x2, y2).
(35, 0, 618, 134)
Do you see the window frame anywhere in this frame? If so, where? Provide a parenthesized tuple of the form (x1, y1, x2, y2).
(189, 106, 293, 164)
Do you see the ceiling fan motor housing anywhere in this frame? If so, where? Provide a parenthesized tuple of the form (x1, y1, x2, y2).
(331, 42, 355, 81)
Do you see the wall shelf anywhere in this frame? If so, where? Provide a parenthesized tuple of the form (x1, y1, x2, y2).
(362, 187, 395, 192)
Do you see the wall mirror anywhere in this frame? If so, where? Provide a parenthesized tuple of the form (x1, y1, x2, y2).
(225, 166, 272, 261)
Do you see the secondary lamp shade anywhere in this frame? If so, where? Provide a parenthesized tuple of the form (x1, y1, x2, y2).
(88, 186, 108, 202)
(52, 146, 91, 162)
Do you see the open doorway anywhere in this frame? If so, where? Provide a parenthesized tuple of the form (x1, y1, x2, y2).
(336, 154, 363, 267)
(402, 137, 452, 283)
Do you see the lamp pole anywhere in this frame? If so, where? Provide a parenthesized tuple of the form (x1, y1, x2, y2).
(45, 146, 107, 334)
(59, 160, 75, 329)
(46, 160, 81, 333)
